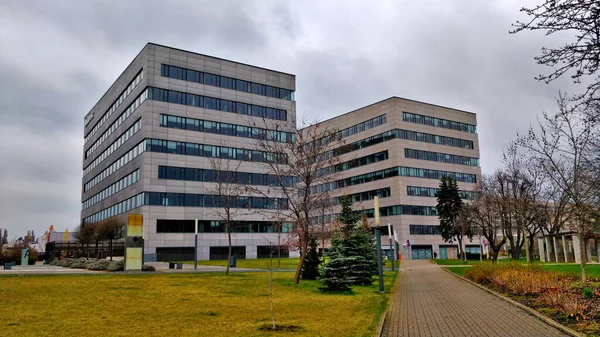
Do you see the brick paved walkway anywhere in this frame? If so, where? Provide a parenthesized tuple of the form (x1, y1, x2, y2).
(381, 260, 569, 337)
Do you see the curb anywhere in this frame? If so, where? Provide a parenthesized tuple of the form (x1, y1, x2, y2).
(441, 267, 583, 337)
(375, 270, 399, 337)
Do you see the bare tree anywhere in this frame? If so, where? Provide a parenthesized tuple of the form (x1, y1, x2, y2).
(91, 221, 108, 259)
(102, 217, 125, 261)
(208, 155, 244, 275)
(73, 223, 94, 259)
(250, 117, 342, 284)
(518, 94, 600, 281)
(470, 177, 506, 262)
(511, 0, 600, 105)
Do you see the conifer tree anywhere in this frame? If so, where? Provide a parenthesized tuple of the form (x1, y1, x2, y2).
(319, 235, 352, 291)
(437, 176, 472, 261)
(301, 236, 321, 280)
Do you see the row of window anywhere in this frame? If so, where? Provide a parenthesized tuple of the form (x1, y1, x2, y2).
(404, 149, 480, 167)
(409, 225, 441, 235)
(320, 128, 474, 161)
(402, 111, 477, 133)
(85, 89, 147, 159)
(84, 141, 145, 192)
(365, 205, 439, 218)
(161, 64, 295, 101)
(313, 166, 478, 193)
(318, 151, 389, 177)
(158, 165, 295, 187)
(406, 186, 480, 200)
(318, 115, 387, 146)
(83, 120, 141, 176)
(323, 187, 392, 206)
(145, 192, 288, 209)
(159, 114, 294, 143)
(146, 138, 288, 164)
(82, 191, 288, 224)
(82, 170, 140, 210)
(147, 87, 287, 121)
(156, 219, 293, 233)
(85, 70, 144, 144)
(83, 193, 144, 224)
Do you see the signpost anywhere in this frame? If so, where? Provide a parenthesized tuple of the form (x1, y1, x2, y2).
(125, 214, 144, 271)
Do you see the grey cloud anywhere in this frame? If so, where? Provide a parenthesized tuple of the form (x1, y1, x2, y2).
(0, 0, 580, 237)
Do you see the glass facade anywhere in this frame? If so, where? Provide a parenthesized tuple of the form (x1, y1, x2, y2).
(161, 64, 294, 101)
(323, 187, 392, 206)
(320, 128, 474, 161)
(83, 192, 288, 224)
(82, 170, 140, 210)
(365, 205, 439, 217)
(146, 139, 287, 164)
(404, 149, 479, 167)
(410, 225, 441, 235)
(318, 151, 389, 176)
(144, 192, 287, 209)
(147, 87, 287, 121)
(85, 90, 148, 159)
(407, 186, 479, 200)
(158, 165, 295, 187)
(85, 70, 144, 144)
(318, 115, 387, 146)
(313, 166, 477, 193)
(156, 219, 293, 234)
(160, 114, 294, 143)
(83, 119, 141, 176)
(83, 193, 144, 223)
(402, 111, 477, 133)
(84, 140, 146, 192)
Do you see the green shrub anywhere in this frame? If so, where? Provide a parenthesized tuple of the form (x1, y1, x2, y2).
(142, 264, 156, 272)
(61, 258, 76, 267)
(87, 260, 111, 271)
(107, 260, 124, 272)
(464, 262, 498, 284)
(70, 258, 95, 269)
(48, 258, 59, 266)
(582, 288, 594, 299)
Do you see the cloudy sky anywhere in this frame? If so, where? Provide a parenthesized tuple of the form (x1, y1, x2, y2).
(0, 0, 582, 238)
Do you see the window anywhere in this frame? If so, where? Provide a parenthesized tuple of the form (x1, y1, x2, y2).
(404, 148, 479, 167)
(403, 111, 477, 133)
(84, 70, 144, 144)
(410, 225, 441, 235)
(160, 64, 295, 101)
(147, 87, 287, 121)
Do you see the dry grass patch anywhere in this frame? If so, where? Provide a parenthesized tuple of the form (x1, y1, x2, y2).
(0, 271, 396, 337)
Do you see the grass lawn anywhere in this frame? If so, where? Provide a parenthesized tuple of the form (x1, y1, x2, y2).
(444, 267, 469, 276)
(0, 271, 396, 337)
(431, 259, 477, 265)
(542, 264, 600, 278)
(186, 257, 396, 270)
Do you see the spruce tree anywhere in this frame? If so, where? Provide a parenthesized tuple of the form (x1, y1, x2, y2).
(301, 236, 321, 280)
(342, 226, 378, 285)
(338, 195, 362, 233)
(436, 176, 471, 260)
(319, 235, 352, 291)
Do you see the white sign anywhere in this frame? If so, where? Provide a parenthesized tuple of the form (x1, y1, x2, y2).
(393, 230, 398, 243)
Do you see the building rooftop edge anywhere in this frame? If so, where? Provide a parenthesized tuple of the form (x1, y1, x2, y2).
(148, 42, 296, 77)
(305, 96, 477, 128)
(85, 42, 296, 123)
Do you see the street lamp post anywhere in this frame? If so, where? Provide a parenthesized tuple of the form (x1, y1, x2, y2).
(194, 218, 198, 270)
(374, 196, 384, 293)
(388, 223, 395, 271)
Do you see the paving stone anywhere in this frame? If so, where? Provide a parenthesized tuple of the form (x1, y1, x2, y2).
(381, 260, 569, 337)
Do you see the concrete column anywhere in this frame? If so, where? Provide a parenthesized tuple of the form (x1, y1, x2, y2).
(586, 239, 593, 262)
(596, 239, 600, 263)
(538, 238, 546, 262)
(572, 235, 582, 264)
(562, 236, 569, 262)
(545, 237, 554, 262)
(553, 237, 561, 262)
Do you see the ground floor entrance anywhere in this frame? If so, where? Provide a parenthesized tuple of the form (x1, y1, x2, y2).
(411, 245, 433, 259)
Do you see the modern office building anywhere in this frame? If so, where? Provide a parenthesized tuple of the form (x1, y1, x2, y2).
(81, 43, 296, 262)
(308, 98, 482, 259)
